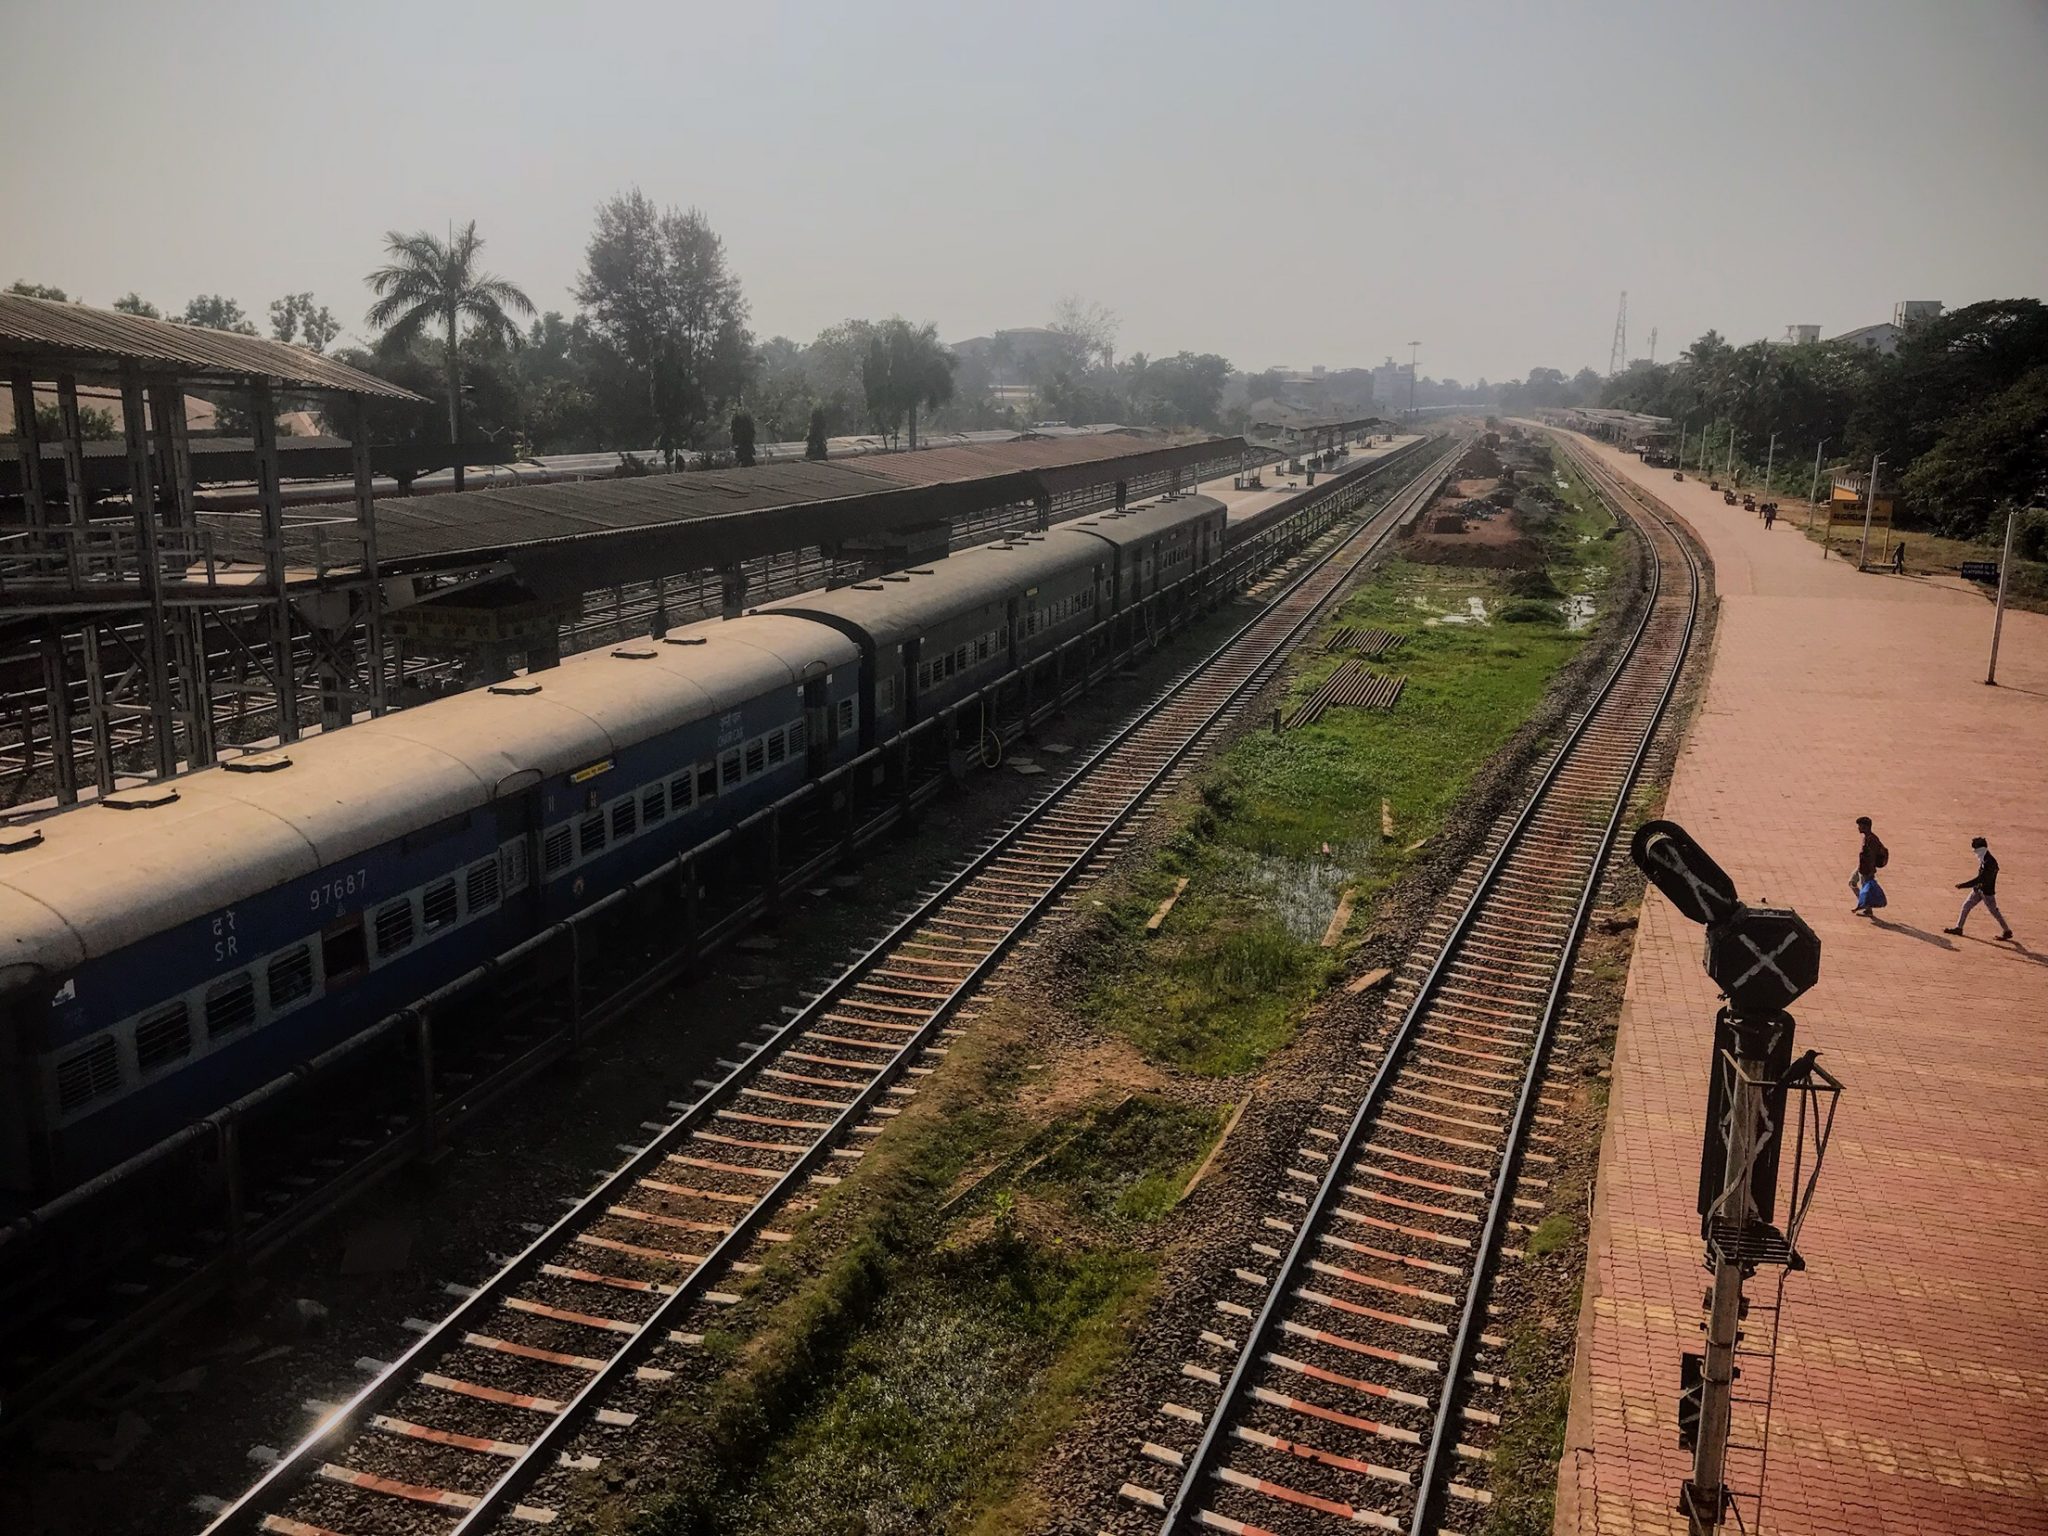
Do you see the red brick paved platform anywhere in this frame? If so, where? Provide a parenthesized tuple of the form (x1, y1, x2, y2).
(1555, 435, 2048, 1536)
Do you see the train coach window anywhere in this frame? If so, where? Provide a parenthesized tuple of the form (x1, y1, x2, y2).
(267, 945, 315, 1010)
(374, 898, 415, 957)
(788, 718, 808, 752)
(322, 914, 368, 984)
(423, 878, 459, 934)
(135, 1002, 192, 1074)
(206, 974, 258, 1040)
(543, 826, 573, 875)
(837, 698, 856, 733)
(720, 748, 742, 789)
(765, 729, 786, 766)
(610, 797, 637, 841)
(467, 857, 501, 913)
(745, 738, 766, 777)
(579, 812, 606, 859)
(642, 783, 667, 827)
(55, 1035, 121, 1115)
(696, 763, 718, 802)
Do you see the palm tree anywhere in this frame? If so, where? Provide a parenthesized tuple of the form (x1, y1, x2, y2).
(366, 222, 533, 486)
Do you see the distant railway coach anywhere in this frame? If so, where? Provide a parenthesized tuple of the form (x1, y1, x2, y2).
(0, 494, 1226, 1203)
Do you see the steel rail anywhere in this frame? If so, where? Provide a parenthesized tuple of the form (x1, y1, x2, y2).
(1154, 432, 1701, 1535)
(199, 441, 1462, 1536)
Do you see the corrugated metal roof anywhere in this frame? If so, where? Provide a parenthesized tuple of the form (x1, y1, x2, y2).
(238, 435, 1242, 578)
(0, 294, 427, 401)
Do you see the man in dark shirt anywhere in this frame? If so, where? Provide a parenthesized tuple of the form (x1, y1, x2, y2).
(1851, 816, 1887, 916)
(1944, 836, 2013, 940)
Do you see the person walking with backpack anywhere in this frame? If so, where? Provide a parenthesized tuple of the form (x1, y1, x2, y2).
(1850, 815, 1889, 916)
(1944, 837, 2014, 940)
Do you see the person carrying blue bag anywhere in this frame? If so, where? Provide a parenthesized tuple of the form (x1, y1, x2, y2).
(1850, 815, 1889, 916)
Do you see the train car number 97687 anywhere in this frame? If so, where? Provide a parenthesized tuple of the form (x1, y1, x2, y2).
(309, 868, 371, 913)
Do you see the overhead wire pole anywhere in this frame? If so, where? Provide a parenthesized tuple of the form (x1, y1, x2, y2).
(1407, 340, 1419, 420)
(1986, 507, 2018, 685)
(1856, 452, 1883, 569)
(1805, 439, 1829, 532)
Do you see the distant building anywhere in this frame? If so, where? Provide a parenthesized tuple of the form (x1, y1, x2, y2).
(1828, 300, 1942, 357)
(1830, 321, 1903, 355)
(1783, 324, 1821, 345)
(949, 327, 1072, 384)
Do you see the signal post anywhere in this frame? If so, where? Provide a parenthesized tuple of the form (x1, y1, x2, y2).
(1630, 821, 1844, 1534)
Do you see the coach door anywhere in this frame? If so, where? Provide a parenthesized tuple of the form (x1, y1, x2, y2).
(803, 677, 832, 773)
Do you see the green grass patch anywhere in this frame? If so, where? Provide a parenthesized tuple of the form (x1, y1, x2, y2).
(1024, 1093, 1229, 1225)
(1525, 1212, 1576, 1258)
(725, 1241, 1152, 1536)
(610, 1015, 1213, 1536)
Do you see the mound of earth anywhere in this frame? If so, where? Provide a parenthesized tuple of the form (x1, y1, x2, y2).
(1403, 502, 1545, 568)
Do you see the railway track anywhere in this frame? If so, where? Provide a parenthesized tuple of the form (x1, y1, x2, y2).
(193, 442, 1465, 1536)
(1121, 433, 1699, 1536)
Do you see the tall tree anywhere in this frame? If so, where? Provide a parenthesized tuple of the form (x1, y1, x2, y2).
(112, 292, 160, 318)
(366, 222, 534, 483)
(1049, 294, 1119, 371)
(269, 292, 340, 352)
(576, 190, 752, 465)
(5, 280, 68, 301)
(806, 406, 829, 461)
(180, 295, 258, 334)
(860, 319, 955, 449)
(730, 409, 757, 467)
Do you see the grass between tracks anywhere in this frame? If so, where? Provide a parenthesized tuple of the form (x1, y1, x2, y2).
(1076, 453, 1624, 1076)
(602, 1004, 1226, 1536)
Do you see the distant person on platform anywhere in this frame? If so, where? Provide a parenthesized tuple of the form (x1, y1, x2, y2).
(1892, 542, 1906, 575)
(1850, 815, 1889, 917)
(1944, 837, 2014, 941)
(1764, 503, 1776, 530)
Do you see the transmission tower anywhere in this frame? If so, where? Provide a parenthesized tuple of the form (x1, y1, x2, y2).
(1648, 326, 1658, 366)
(1609, 290, 1628, 376)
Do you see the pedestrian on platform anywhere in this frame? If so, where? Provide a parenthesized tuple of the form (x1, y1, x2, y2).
(1944, 837, 2014, 940)
(1850, 815, 1889, 916)
(1892, 541, 1906, 575)
(1764, 503, 1776, 530)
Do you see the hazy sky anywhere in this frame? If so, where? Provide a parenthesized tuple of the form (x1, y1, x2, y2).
(5, 0, 2045, 384)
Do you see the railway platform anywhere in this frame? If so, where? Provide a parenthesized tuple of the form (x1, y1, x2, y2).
(1556, 436, 2048, 1535)
(1210, 434, 1421, 526)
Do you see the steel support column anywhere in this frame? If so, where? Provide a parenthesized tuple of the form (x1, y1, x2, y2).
(350, 396, 389, 717)
(251, 379, 299, 742)
(119, 365, 179, 777)
(151, 378, 216, 768)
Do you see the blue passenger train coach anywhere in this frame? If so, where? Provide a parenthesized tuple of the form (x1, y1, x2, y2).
(0, 494, 1227, 1203)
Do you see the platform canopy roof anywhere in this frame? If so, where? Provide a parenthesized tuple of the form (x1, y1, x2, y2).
(0, 294, 426, 400)
(245, 432, 1244, 593)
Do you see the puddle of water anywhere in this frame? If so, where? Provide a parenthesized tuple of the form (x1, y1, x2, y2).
(1412, 593, 1491, 626)
(1247, 849, 1367, 944)
(1564, 593, 1596, 631)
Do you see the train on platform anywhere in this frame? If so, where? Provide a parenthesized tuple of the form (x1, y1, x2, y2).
(0, 493, 1228, 1204)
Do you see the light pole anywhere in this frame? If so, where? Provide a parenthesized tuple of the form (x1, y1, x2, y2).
(1408, 341, 1420, 420)
(1805, 439, 1829, 532)
(1677, 422, 1686, 472)
(1762, 432, 1778, 506)
(1724, 427, 1736, 486)
(1986, 508, 2020, 685)
(1856, 453, 1885, 570)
